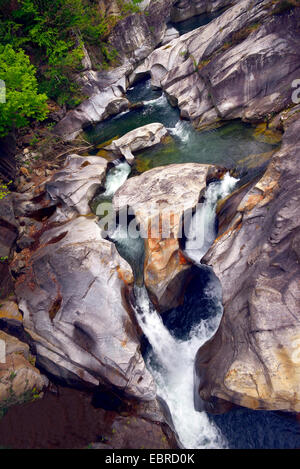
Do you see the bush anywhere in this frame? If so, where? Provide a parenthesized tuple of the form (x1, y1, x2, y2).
(0, 44, 48, 137)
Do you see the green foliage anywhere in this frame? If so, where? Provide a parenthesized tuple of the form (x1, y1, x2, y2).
(0, 180, 12, 200)
(0, 44, 48, 137)
(0, 0, 143, 113)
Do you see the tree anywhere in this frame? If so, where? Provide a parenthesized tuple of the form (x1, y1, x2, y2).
(0, 44, 48, 137)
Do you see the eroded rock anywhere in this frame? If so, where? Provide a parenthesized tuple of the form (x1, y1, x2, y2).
(195, 112, 300, 413)
(46, 154, 107, 218)
(132, 1, 300, 129)
(170, 0, 234, 22)
(15, 215, 156, 400)
(104, 123, 168, 164)
(0, 331, 48, 412)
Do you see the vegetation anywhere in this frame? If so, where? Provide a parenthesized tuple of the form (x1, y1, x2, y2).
(0, 44, 48, 137)
(0, 180, 12, 200)
(0, 0, 143, 137)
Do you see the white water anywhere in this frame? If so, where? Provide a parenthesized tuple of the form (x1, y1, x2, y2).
(184, 173, 238, 264)
(101, 161, 131, 198)
(134, 283, 226, 449)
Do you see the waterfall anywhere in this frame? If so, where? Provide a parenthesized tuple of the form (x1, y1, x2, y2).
(101, 160, 131, 199)
(134, 281, 226, 449)
(132, 173, 239, 449)
(184, 173, 238, 264)
(143, 94, 168, 107)
(168, 120, 191, 143)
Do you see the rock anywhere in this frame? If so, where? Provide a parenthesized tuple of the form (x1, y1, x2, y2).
(46, 154, 108, 217)
(0, 331, 48, 412)
(113, 163, 223, 311)
(104, 123, 169, 164)
(0, 301, 22, 322)
(0, 195, 18, 259)
(109, 0, 175, 64)
(0, 385, 178, 449)
(194, 112, 300, 413)
(170, 0, 234, 22)
(55, 87, 130, 141)
(15, 215, 156, 400)
(200, 8, 300, 124)
(132, 0, 300, 128)
(161, 25, 180, 46)
(0, 195, 18, 299)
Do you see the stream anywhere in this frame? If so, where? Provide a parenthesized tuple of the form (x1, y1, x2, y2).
(87, 67, 300, 449)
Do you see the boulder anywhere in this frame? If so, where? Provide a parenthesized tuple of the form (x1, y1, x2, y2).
(15, 215, 156, 400)
(0, 331, 48, 413)
(113, 163, 223, 311)
(194, 112, 300, 413)
(104, 123, 168, 164)
(161, 25, 180, 46)
(46, 154, 108, 218)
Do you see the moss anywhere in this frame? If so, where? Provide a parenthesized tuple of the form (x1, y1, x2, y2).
(253, 123, 283, 144)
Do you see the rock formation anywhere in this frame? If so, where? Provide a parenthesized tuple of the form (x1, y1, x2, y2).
(0, 331, 48, 413)
(55, 0, 176, 140)
(133, 0, 300, 129)
(104, 123, 168, 164)
(113, 163, 224, 311)
(194, 110, 300, 413)
(9, 155, 156, 401)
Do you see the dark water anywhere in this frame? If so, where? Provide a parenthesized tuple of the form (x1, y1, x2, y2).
(87, 79, 278, 184)
(171, 8, 227, 36)
(211, 408, 300, 449)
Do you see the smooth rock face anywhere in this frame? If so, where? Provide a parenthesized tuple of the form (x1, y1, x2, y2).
(0, 385, 179, 449)
(104, 123, 168, 164)
(161, 25, 180, 46)
(46, 154, 107, 217)
(55, 86, 130, 141)
(195, 113, 300, 413)
(133, 1, 300, 128)
(15, 215, 156, 400)
(114, 163, 221, 311)
(0, 331, 48, 411)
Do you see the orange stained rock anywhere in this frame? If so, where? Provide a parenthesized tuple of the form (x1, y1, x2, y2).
(116, 266, 133, 285)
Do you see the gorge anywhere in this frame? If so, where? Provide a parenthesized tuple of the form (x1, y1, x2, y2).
(0, 0, 300, 450)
